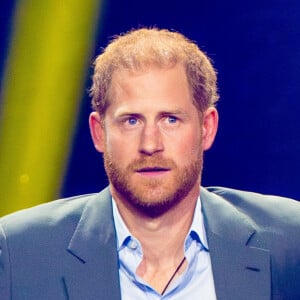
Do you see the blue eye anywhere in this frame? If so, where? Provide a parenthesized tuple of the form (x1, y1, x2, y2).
(167, 116, 178, 123)
(128, 117, 138, 125)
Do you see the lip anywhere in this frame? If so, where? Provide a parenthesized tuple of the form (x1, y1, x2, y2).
(136, 167, 171, 177)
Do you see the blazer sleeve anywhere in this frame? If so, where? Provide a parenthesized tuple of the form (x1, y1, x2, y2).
(0, 223, 11, 299)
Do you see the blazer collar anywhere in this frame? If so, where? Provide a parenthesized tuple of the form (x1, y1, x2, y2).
(64, 187, 122, 300)
(201, 187, 271, 300)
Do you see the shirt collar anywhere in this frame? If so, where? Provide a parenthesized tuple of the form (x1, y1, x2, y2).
(112, 196, 209, 252)
(187, 196, 209, 251)
(112, 198, 132, 251)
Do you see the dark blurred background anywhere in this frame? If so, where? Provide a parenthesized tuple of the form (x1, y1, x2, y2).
(1, 0, 299, 215)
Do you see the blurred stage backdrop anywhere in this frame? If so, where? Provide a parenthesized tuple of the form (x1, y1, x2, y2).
(0, 0, 299, 215)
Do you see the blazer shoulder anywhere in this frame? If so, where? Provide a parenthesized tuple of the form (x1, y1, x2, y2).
(0, 189, 110, 236)
(205, 186, 300, 227)
(205, 186, 300, 212)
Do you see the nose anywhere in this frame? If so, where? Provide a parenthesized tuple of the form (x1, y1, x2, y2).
(139, 123, 164, 155)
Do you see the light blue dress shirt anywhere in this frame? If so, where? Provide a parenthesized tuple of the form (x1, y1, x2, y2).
(112, 197, 217, 299)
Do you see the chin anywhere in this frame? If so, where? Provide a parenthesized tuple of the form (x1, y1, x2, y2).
(120, 186, 191, 218)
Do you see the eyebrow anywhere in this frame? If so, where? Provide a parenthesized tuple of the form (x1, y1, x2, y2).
(160, 109, 188, 115)
(116, 109, 188, 117)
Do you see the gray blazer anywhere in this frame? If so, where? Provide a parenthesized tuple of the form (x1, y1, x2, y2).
(0, 187, 300, 299)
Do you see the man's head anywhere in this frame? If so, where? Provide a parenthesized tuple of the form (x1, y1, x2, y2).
(89, 28, 219, 217)
(90, 27, 219, 117)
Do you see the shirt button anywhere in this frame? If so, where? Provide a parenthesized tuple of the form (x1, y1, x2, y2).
(129, 240, 138, 250)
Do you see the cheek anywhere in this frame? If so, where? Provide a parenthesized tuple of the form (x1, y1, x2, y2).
(189, 143, 202, 156)
(104, 130, 122, 150)
(169, 134, 202, 160)
(105, 135, 135, 162)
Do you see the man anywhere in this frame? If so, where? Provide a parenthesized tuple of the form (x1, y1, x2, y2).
(0, 28, 300, 299)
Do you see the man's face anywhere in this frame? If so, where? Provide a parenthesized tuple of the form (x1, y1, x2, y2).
(90, 65, 218, 217)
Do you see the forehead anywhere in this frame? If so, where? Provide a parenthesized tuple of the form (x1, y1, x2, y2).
(108, 65, 193, 109)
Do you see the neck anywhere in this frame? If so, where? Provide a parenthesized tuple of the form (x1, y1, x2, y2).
(112, 185, 200, 262)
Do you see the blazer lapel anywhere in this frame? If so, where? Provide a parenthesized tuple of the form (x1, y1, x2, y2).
(201, 188, 271, 300)
(63, 188, 122, 300)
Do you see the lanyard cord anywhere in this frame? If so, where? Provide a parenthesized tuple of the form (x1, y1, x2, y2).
(161, 257, 186, 295)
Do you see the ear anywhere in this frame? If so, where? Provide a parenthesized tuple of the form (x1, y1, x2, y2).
(89, 111, 105, 153)
(201, 107, 219, 151)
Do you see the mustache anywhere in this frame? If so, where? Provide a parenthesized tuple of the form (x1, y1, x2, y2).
(128, 157, 176, 171)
